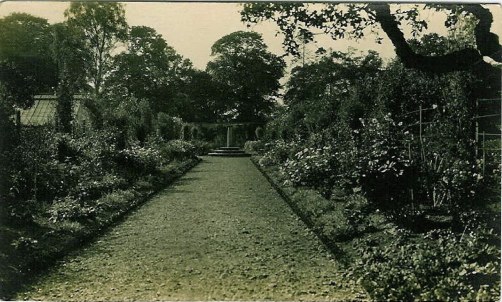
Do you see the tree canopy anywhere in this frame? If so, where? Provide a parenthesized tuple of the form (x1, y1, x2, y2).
(106, 25, 192, 114)
(241, 3, 501, 91)
(177, 69, 227, 122)
(0, 13, 57, 108)
(65, 2, 128, 98)
(206, 31, 285, 122)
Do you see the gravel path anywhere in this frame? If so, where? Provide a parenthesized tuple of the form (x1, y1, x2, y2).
(16, 157, 364, 301)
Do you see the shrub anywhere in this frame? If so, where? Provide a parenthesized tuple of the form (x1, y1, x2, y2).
(278, 127, 357, 197)
(293, 189, 334, 219)
(117, 144, 162, 174)
(259, 139, 296, 167)
(317, 210, 355, 241)
(156, 113, 183, 141)
(282, 144, 335, 197)
(289, 188, 370, 241)
(483, 139, 501, 188)
(158, 139, 197, 162)
(70, 173, 127, 202)
(94, 189, 136, 214)
(355, 228, 500, 301)
(47, 197, 96, 223)
(5, 199, 40, 223)
(418, 152, 483, 209)
(244, 140, 264, 155)
(263, 108, 296, 141)
(8, 127, 68, 201)
(356, 115, 411, 207)
(191, 140, 212, 156)
(11, 237, 38, 253)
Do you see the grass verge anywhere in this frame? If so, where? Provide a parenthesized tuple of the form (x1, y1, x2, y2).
(0, 158, 200, 300)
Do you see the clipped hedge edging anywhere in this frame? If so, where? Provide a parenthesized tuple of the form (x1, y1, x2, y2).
(2, 157, 201, 299)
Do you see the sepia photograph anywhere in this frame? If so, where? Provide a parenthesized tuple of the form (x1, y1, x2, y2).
(0, 1, 500, 301)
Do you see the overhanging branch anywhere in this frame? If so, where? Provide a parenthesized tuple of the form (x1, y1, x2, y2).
(368, 3, 500, 75)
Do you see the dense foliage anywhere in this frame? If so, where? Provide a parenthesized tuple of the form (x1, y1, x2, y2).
(207, 31, 286, 122)
(0, 2, 500, 301)
(253, 36, 500, 300)
(0, 13, 57, 108)
(0, 4, 215, 298)
(356, 228, 500, 301)
(241, 3, 501, 93)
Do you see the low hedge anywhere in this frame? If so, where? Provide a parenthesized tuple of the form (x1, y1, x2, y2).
(0, 158, 200, 299)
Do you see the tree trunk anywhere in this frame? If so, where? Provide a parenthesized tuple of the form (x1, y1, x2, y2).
(369, 3, 501, 91)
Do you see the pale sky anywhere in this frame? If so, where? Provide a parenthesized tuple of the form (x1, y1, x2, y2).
(0, 1, 501, 70)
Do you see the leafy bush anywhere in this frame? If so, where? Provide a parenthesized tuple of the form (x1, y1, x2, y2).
(7, 127, 68, 201)
(94, 189, 136, 216)
(5, 199, 40, 223)
(191, 139, 213, 156)
(293, 188, 334, 220)
(356, 115, 411, 207)
(156, 113, 183, 141)
(419, 152, 483, 209)
(47, 197, 96, 223)
(317, 210, 355, 241)
(244, 140, 264, 155)
(70, 173, 127, 202)
(259, 139, 296, 167)
(11, 237, 38, 253)
(262, 108, 295, 141)
(355, 228, 500, 301)
(287, 186, 370, 241)
(278, 126, 358, 197)
(158, 139, 197, 162)
(483, 139, 501, 187)
(282, 144, 335, 197)
(117, 144, 162, 174)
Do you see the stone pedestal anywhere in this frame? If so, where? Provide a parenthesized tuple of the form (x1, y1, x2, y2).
(226, 126, 233, 147)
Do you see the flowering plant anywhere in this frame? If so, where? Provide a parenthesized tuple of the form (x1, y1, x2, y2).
(356, 115, 411, 205)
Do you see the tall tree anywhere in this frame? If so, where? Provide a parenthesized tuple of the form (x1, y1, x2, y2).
(206, 31, 285, 122)
(106, 26, 192, 114)
(0, 13, 57, 108)
(65, 2, 128, 99)
(241, 3, 501, 91)
(285, 51, 383, 132)
(180, 69, 227, 122)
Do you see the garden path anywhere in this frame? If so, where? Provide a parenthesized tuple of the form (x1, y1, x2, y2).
(16, 157, 364, 301)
